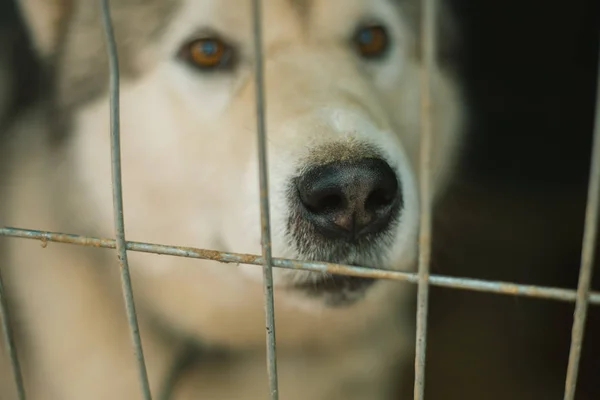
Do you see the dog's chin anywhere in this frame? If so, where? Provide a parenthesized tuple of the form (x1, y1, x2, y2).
(285, 252, 381, 307)
(292, 273, 377, 307)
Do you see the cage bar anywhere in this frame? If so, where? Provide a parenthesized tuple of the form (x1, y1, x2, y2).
(414, 0, 437, 398)
(0, 271, 25, 400)
(100, 0, 153, 398)
(562, 41, 600, 400)
(2, 227, 600, 306)
(251, 0, 280, 398)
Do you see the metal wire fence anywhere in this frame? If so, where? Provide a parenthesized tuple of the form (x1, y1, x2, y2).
(0, 0, 599, 399)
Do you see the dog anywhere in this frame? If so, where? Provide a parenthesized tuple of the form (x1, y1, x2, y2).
(0, 0, 464, 398)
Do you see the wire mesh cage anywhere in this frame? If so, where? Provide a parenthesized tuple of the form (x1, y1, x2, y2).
(0, 0, 599, 399)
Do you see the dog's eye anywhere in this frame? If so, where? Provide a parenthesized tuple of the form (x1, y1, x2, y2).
(353, 25, 389, 59)
(180, 37, 234, 70)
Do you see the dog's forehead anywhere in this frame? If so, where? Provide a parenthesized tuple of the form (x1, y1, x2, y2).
(65, 0, 405, 53)
(54, 0, 408, 115)
(173, 0, 403, 34)
(152, 0, 411, 56)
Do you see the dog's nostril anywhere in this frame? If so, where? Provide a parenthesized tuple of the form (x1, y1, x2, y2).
(317, 194, 345, 212)
(295, 158, 402, 240)
(365, 187, 395, 212)
(301, 187, 346, 214)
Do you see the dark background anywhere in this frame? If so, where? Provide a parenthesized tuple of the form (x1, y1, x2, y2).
(1, 0, 599, 399)
(415, 0, 600, 399)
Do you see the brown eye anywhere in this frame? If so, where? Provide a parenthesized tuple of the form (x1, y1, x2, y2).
(354, 25, 389, 59)
(183, 37, 233, 70)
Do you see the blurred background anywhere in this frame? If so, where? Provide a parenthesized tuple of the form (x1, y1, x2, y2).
(406, 0, 600, 399)
(1, 0, 598, 399)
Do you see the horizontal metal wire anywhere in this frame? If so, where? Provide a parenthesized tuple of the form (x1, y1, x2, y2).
(2, 227, 599, 306)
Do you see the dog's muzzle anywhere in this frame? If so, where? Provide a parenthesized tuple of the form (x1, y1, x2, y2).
(288, 157, 403, 304)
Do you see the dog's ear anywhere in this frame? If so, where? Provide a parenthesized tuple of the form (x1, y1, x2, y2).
(16, 0, 73, 60)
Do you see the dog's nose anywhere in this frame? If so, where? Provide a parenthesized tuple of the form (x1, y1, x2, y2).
(296, 158, 401, 241)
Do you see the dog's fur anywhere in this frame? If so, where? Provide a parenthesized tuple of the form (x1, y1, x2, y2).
(0, 0, 464, 399)
(0, 29, 14, 127)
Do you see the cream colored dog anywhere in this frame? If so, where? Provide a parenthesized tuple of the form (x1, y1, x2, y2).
(0, 0, 464, 398)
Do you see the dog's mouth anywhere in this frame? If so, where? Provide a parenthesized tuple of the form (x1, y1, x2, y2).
(291, 271, 377, 306)
(295, 273, 376, 292)
(284, 230, 391, 305)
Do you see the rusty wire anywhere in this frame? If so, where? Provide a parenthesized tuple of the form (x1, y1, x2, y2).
(562, 39, 600, 400)
(2, 227, 600, 307)
(0, 270, 25, 400)
(414, 0, 436, 398)
(100, 0, 153, 398)
(251, 0, 280, 398)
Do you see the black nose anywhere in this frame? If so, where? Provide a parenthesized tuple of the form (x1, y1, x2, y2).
(295, 158, 402, 241)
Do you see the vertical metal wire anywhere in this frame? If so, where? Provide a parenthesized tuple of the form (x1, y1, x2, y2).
(413, 0, 436, 399)
(100, 1, 153, 399)
(0, 272, 26, 400)
(251, 0, 280, 399)
(562, 41, 600, 400)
